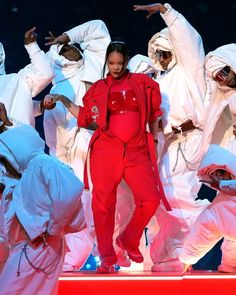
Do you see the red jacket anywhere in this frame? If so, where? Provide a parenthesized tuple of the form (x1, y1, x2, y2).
(78, 71, 162, 133)
(78, 71, 171, 210)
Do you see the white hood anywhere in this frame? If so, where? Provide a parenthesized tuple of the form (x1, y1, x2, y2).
(205, 43, 236, 93)
(47, 44, 84, 84)
(198, 144, 236, 183)
(200, 44, 236, 158)
(0, 125, 44, 174)
(0, 125, 86, 240)
(128, 54, 159, 76)
(148, 28, 177, 72)
(205, 44, 236, 78)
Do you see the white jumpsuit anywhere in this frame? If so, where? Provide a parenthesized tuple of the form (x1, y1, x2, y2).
(186, 43, 236, 272)
(201, 43, 236, 156)
(0, 40, 54, 272)
(0, 125, 85, 295)
(147, 3, 210, 271)
(43, 20, 111, 271)
(179, 144, 236, 272)
(0, 41, 54, 126)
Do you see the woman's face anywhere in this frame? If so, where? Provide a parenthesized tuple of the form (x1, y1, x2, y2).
(107, 51, 127, 79)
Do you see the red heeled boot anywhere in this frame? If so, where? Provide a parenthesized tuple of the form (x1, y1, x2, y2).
(116, 235, 143, 263)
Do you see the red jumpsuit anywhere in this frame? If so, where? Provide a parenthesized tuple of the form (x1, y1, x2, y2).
(78, 71, 167, 266)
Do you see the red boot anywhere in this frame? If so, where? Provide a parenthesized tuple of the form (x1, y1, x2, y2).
(96, 264, 117, 274)
(116, 235, 143, 263)
(116, 248, 131, 267)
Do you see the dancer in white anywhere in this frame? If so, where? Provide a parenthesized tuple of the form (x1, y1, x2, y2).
(0, 125, 86, 294)
(43, 20, 111, 271)
(201, 43, 236, 156)
(185, 43, 236, 273)
(0, 27, 54, 273)
(133, 2, 210, 271)
(0, 27, 54, 129)
(179, 144, 236, 273)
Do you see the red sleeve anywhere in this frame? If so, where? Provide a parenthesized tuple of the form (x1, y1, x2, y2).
(77, 82, 98, 128)
(147, 77, 162, 123)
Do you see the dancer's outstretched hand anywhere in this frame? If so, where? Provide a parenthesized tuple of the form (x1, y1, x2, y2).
(133, 3, 167, 19)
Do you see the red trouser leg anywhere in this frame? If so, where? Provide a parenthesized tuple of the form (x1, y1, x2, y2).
(90, 138, 160, 265)
(90, 140, 124, 266)
(121, 148, 160, 248)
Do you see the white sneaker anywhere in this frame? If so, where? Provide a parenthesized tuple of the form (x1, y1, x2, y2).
(218, 264, 236, 273)
(151, 260, 185, 272)
(116, 249, 131, 267)
(63, 263, 78, 272)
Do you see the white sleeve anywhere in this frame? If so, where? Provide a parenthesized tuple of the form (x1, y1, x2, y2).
(229, 94, 236, 118)
(0, 42, 6, 75)
(64, 19, 111, 54)
(65, 20, 111, 82)
(19, 42, 54, 97)
(219, 180, 236, 196)
(179, 208, 222, 265)
(32, 100, 42, 117)
(45, 161, 85, 236)
(128, 54, 158, 76)
(161, 3, 205, 75)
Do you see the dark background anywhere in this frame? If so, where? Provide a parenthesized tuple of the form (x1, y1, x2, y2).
(1, 0, 234, 270)
(1, 0, 236, 74)
(2, 0, 236, 133)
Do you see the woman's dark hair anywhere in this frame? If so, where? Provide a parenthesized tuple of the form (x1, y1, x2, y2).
(102, 41, 129, 78)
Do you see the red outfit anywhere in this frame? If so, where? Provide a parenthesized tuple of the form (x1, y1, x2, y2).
(78, 71, 167, 266)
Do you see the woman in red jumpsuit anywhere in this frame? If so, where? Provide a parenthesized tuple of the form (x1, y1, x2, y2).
(43, 41, 169, 273)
